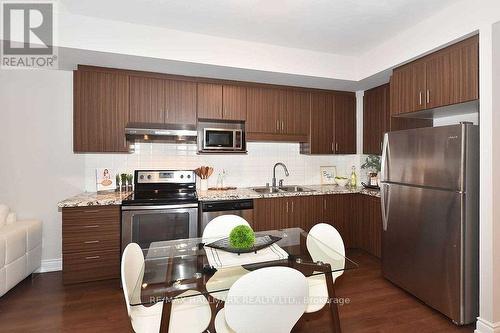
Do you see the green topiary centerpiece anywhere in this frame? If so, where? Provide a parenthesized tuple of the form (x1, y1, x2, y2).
(229, 225, 256, 249)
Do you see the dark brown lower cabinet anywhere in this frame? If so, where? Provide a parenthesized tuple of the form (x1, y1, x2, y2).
(355, 195, 382, 258)
(62, 206, 121, 284)
(253, 194, 382, 257)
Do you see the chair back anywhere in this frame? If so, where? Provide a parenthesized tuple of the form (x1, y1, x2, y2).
(225, 267, 308, 333)
(307, 223, 346, 281)
(121, 243, 145, 316)
(202, 214, 250, 243)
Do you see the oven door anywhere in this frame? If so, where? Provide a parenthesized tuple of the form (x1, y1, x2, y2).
(203, 128, 235, 150)
(121, 203, 198, 252)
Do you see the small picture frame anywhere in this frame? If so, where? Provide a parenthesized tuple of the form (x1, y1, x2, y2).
(320, 166, 337, 185)
(96, 168, 115, 192)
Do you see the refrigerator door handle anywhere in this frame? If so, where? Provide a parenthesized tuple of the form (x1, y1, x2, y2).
(381, 133, 390, 182)
(381, 183, 391, 231)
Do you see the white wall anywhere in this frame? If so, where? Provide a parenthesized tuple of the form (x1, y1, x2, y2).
(0, 69, 85, 265)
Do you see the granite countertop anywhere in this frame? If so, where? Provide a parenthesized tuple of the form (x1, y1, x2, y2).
(197, 184, 380, 201)
(58, 185, 380, 208)
(57, 191, 133, 208)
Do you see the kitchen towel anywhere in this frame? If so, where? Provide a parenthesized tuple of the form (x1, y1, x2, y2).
(205, 243, 288, 269)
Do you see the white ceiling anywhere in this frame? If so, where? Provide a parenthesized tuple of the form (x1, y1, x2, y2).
(61, 0, 456, 56)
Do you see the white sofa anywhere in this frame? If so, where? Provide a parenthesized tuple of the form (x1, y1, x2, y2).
(0, 204, 42, 297)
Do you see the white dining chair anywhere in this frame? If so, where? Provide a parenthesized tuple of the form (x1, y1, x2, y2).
(304, 223, 345, 313)
(121, 243, 212, 333)
(215, 266, 309, 333)
(203, 214, 251, 301)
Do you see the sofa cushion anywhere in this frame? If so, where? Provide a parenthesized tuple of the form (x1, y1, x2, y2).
(26, 244, 42, 274)
(0, 237, 5, 268)
(0, 224, 27, 265)
(0, 267, 6, 297)
(0, 205, 9, 229)
(5, 255, 26, 291)
(16, 220, 42, 251)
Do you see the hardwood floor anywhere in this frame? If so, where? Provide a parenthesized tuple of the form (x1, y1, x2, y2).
(0, 250, 475, 333)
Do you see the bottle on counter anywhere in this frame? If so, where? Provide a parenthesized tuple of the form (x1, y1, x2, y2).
(350, 166, 357, 187)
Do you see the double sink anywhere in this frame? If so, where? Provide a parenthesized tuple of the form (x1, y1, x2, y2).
(252, 185, 315, 194)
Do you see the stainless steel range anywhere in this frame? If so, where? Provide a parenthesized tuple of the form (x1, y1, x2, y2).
(121, 170, 198, 253)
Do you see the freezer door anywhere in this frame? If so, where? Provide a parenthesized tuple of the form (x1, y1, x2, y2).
(381, 183, 462, 322)
(381, 125, 464, 190)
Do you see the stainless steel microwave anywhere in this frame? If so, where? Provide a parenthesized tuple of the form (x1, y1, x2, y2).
(200, 127, 245, 152)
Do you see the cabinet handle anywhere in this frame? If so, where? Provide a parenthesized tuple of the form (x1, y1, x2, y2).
(419, 91, 422, 105)
(166, 108, 169, 119)
(85, 256, 100, 260)
(286, 201, 289, 213)
(82, 225, 100, 229)
(84, 240, 100, 244)
(281, 121, 284, 132)
(426, 89, 430, 104)
(324, 199, 326, 210)
(83, 209, 101, 214)
(331, 142, 334, 152)
(276, 120, 279, 131)
(336, 143, 339, 152)
(291, 201, 294, 212)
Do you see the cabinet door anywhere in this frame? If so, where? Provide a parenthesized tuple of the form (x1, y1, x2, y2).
(357, 195, 382, 258)
(165, 80, 197, 125)
(223, 85, 247, 121)
(425, 51, 453, 109)
(334, 93, 356, 154)
(452, 35, 479, 103)
(323, 194, 355, 248)
(246, 87, 284, 134)
(253, 198, 284, 232)
(129, 76, 165, 124)
(74, 70, 129, 153)
(284, 90, 310, 137)
(308, 92, 334, 154)
(197, 83, 223, 120)
(363, 84, 389, 155)
(390, 61, 426, 115)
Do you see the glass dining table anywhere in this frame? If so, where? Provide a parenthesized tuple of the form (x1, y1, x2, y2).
(130, 227, 358, 333)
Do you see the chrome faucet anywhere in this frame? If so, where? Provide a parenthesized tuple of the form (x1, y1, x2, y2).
(272, 162, 289, 188)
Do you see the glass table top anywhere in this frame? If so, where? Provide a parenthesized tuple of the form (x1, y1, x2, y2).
(130, 227, 358, 306)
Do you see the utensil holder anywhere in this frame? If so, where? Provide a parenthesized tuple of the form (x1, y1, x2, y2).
(200, 179, 208, 191)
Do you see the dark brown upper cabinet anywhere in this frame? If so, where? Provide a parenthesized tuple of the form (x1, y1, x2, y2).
(197, 83, 247, 121)
(363, 84, 390, 155)
(300, 91, 356, 155)
(129, 76, 165, 123)
(129, 77, 197, 126)
(390, 35, 478, 116)
(223, 85, 247, 121)
(334, 93, 357, 154)
(197, 83, 222, 120)
(165, 80, 197, 125)
(301, 92, 334, 154)
(285, 90, 310, 138)
(246, 87, 285, 136)
(74, 69, 129, 153)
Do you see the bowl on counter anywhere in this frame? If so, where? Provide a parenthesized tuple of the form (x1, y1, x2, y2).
(334, 177, 349, 187)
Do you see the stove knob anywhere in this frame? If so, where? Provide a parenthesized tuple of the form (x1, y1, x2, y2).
(180, 175, 184, 179)
(187, 174, 191, 179)
(147, 175, 152, 180)
(139, 175, 144, 180)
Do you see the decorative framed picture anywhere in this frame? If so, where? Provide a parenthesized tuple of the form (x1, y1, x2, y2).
(96, 168, 115, 192)
(320, 166, 337, 185)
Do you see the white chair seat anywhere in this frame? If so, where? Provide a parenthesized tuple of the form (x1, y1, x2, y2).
(214, 308, 235, 333)
(305, 274, 328, 313)
(130, 290, 211, 333)
(206, 266, 248, 301)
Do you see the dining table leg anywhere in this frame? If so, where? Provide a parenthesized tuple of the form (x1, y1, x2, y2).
(159, 298, 173, 333)
(324, 271, 342, 333)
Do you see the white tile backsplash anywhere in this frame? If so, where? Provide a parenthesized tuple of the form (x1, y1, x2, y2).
(84, 142, 364, 191)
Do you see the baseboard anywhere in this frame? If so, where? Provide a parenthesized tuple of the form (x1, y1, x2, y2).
(35, 258, 62, 273)
(475, 318, 500, 333)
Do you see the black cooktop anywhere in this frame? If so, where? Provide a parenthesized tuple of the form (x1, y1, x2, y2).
(121, 170, 198, 206)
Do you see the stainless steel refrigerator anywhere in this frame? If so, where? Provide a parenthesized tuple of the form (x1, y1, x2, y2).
(380, 123, 479, 325)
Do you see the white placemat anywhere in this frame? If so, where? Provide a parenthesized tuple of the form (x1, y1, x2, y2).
(205, 243, 289, 269)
